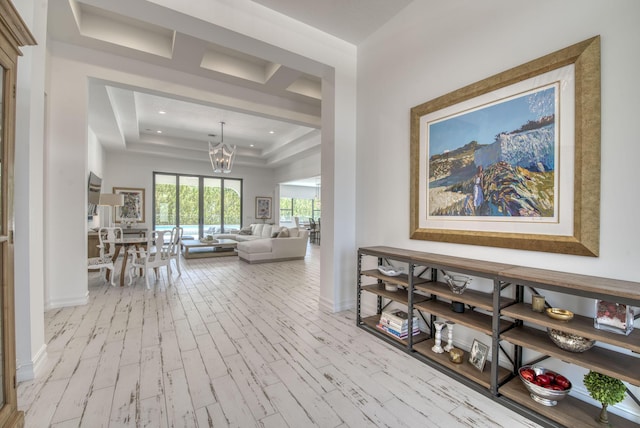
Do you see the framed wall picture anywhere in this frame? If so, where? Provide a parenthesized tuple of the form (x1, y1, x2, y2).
(410, 36, 601, 256)
(469, 339, 489, 372)
(256, 196, 272, 220)
(113, 187, 145, 223)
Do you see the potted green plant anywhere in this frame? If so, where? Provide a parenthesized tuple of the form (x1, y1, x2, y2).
(583, 370, 626, 426)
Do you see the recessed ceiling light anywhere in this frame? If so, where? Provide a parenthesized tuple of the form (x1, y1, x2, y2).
(269, 130, 275, 134)
(250, 144, 254, 147)
(158, 110, 166, 114)
(157, 130, 162, 134)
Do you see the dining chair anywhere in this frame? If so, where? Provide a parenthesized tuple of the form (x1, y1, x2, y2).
(87, 227, 121, 285)
(127, 230, 173, 288)
(308, 218, 317, 244)
(167, 226, 183, 275)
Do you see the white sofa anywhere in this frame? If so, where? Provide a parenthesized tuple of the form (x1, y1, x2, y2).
(219, 225, 309, 263)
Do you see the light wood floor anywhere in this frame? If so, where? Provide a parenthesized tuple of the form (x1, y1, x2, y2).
(18, 244, 542, 427)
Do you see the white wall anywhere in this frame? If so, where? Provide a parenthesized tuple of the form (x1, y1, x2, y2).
(87, 127, 105, 230)
(13, 0, 48, 382)
(104, 151, 276, 228)
(356, 0, 640, 421)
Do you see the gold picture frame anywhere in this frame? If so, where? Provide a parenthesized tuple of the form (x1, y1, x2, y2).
(410, 36, 600, 256)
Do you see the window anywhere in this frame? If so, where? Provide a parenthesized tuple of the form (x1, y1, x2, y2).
(154, 173, 243, 238)
(279, 197, 321, 223)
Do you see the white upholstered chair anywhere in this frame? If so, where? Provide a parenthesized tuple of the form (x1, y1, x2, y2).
(87, 227, 122, 285)
(167, 226, 183, 275)
(127, 230, 173, 288)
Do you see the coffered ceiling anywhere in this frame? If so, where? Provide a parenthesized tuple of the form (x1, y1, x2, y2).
(47, 0, 413, 169)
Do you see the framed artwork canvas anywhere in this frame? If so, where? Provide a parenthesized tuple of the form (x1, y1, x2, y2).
(256, 196, 272, 220)
(113, 187, 145, 223)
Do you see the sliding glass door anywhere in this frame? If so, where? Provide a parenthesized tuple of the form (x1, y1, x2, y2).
(154, 173, 242, 238)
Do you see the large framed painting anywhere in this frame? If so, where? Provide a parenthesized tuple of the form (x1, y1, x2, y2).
(256, 196, 272, 220)
(113, 187, 145, 223)
(410, 36, 600, 256)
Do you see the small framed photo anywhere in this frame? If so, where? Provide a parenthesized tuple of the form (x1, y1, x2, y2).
(469, 339, 489, 372)
(255, 196, 272, 219)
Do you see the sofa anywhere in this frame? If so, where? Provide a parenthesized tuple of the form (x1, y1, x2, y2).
(214, 223, 310, 263)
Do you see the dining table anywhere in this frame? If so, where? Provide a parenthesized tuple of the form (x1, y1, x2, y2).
(105, 236, 149, 287)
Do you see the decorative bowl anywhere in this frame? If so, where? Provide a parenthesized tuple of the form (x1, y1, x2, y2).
(443, 274, 472, 295)
(518, 366, 572, 406)
(547, 328, 595, 352)
(546, 308, 574, 322)
(377, 265, 405, 277)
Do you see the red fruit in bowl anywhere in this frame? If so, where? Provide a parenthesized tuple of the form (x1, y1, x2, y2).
(550, 385, 564, 391)
(520, 368, 536, 382)
(536, 374, 551, 386)
(546, 372, 556, 383)
(555, 375, 571, 390)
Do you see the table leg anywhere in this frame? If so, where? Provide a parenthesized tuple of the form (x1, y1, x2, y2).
(120, 246, 129, 287)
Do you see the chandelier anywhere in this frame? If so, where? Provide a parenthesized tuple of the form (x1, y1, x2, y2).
(209, 121, 236, 173)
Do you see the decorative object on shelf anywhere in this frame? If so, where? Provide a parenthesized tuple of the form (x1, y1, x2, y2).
(469, 339, 489, 372)
(518, 366, 572, 406)
(377, 265, 405, 277)
(583, 370, 626, 427)
(594, 300, 635, 336)
(443, 273, 472, 294)
(545, 307, 574, 322)
(199, 236, 219, 244)
(531, 294, 546, 312)
(444, 321, 455, 352)
(120, 218, 137, 229)
(431, 321, 446, 353)
(209, 121, 236, 174)
(377, 310, 420, 339)
(384, 282, 398, 292)
(450, 301, 465, 313)
(547, 328, 596, 353)
(448, 348, 464, 364)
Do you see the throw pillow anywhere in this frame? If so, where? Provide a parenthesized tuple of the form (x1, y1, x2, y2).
(271, 230, 280, 238)
(238, 226, 253, 235)
(277, 228, 290, 238)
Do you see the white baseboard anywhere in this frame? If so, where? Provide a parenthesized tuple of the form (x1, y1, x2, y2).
(46, 292, 89, 310)
(17, 344, 47, 382)
(319, 295, 355, 313)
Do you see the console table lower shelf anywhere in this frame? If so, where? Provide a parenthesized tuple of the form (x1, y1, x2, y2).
(499, 378, 636, 428)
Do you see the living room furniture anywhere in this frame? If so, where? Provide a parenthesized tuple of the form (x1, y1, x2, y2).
(128, 230, 174, 288)
(236, 227, 309, 263)
(357, 246, 640, 428)
(87, 227, 118, 285)
(167, 226, 183, 273)
(181, 238, 238, 259)
(0, 3, 36, 426)
(105, 235, 148, 287)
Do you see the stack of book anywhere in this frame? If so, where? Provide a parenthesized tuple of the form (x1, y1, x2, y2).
(377, 309, 420, 339)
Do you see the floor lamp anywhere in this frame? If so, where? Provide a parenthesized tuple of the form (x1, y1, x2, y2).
(98, 193, 124, 227)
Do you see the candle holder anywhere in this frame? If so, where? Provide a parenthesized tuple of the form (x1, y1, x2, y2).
(444, 321, 455, 352)
(432, 321, 446, 353)
(532, 295, 546, 312)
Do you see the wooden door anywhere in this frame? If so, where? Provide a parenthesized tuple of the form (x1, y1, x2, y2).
(0, 1, 36, 426)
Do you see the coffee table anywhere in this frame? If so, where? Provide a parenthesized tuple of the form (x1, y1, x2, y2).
(181, 238, 238, 259)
